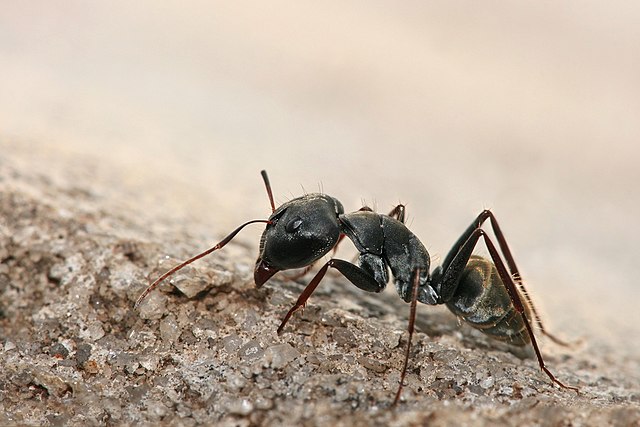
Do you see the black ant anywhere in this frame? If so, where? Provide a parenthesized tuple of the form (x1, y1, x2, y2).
(135, 170, 578, 405)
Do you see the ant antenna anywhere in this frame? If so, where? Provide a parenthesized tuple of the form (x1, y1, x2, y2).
(261, 170, 276, 213)
(134, 218, 271, 308)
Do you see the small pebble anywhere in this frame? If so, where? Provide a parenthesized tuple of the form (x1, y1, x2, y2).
(138, 293, 168, 321)
(332, 327, 356, 347)
(75, 343, 92, 365)
(358, 356, 388, 373)
(226, 398, 253, 416)
(82, 322, 105, 342)
(159, 315, 181, 343)
(238, 340, 263, 361)
(222, 334, 242, 353)
(49, 343, 70, 359)
(265, 343, 300, 369)
(481, 377, 494, 389)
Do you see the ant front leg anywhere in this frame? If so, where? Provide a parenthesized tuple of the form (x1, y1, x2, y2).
(277, 258, 387, 334)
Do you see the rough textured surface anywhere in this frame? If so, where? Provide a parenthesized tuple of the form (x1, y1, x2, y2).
(2, 3, 640, 425)
(1, 146, 639, 427)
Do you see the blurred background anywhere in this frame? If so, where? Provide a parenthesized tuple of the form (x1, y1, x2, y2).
(1, 2, 638, 359)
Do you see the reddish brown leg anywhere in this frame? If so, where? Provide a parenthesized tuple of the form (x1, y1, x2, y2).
(446, 210, 572, 347)
(481, 232, 579, 392)
(277, 259, 386, 335)
(482, 211, 570, 346)
(393, 268, 420, 406)
(280, 264, 317, 282)
(277, 263, 331, 334)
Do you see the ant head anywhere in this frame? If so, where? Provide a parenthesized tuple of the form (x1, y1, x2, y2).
(254, 194, 344, 286)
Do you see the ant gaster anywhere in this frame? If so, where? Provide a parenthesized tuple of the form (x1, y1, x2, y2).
(135, 170, 578, 405)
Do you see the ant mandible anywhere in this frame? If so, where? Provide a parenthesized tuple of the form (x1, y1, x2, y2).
(135, 170, 578, 405)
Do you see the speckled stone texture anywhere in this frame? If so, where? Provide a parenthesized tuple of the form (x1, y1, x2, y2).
(1, 147, 639, 427)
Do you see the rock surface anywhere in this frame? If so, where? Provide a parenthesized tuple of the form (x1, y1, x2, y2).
(1, 145, 639, 426)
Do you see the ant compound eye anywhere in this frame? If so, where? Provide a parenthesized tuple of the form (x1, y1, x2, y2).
(285, 216, 303, 233)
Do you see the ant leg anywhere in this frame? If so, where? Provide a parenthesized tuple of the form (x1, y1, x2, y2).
(277, 259, 386, 334)
(440, 210, 568, 346)
(280, 263, 316, 282)
(482, 212, 572, 346)
(480, 233, 579, 391)
(393, 267, 420, 406)
(277, 262, 331, 335)
(436, 227, 578, 391)
(440, 210, 492, 271)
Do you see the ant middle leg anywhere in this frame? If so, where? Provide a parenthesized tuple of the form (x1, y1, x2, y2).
(393, 267, 420, 406)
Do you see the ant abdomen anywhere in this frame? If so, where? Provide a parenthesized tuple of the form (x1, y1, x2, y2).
(446, 255, 532, 347)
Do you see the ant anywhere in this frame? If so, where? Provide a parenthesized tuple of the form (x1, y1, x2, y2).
(135, 170, 578, 405)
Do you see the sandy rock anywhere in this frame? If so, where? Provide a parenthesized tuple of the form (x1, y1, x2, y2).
(1, 148, 639, 426)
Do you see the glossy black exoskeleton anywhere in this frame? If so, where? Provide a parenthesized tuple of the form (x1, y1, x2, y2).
(135, 171, 577, 405)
